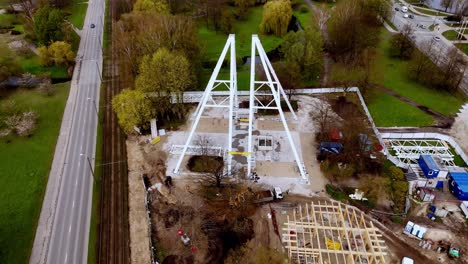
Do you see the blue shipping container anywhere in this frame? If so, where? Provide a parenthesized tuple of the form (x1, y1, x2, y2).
(448, 172, 468, 200)
(418, 155, 440, 179)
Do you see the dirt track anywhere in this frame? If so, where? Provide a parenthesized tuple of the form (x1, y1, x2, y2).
(97, 0, 130, 263)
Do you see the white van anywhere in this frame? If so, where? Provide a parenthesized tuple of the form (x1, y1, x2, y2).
(402, 6, 408, 12)
(402, 257, 414, 264)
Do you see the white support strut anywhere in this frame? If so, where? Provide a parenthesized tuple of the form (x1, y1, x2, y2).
(173, 34, 237, 175)
(247, 35, 308, 182)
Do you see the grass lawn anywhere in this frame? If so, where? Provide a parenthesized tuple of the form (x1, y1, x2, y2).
(199, 65, 250, 91)
(0, 82, 70, 264)
(65, 1, 88, 30)
(365, 89, 434, 127)
(455, 43, 468, 56)
(412, 6, 447, 16)
(442, 30, 465, 41)
(293, 8, 313, 29)
(375, 30, 464, 117)
(384, 18, 398, 31)
(17, 56, 69, 79)
(198, 6, 282, 62)
(0, 13, 16, 26)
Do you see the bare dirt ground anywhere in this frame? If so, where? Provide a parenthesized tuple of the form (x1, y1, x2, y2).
(126, 136, 152, 264)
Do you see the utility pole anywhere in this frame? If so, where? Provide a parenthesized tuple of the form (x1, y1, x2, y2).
(86, 156, 95, 181)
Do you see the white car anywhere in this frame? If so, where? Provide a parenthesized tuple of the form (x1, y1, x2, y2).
(401, 6, 408, 12)
(403, 13, 409, 18)
(402, 257, 414, 264)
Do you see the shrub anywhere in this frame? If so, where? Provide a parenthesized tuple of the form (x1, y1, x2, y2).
(38, 41, 75, 66)
(325, 184, 347, 201)
(299, 4, 308, 13)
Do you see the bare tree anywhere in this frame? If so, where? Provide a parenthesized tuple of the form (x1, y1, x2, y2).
(316, 4, 331, 32)
(9, 0, 34, 22)
(440, 46, 467, 91)
(194, 135, 213, 156)
(389, 23, 415, 59)
(408, 39, 436, 81)
(310, 99, 336, 140)
(441, 0, 454, 12)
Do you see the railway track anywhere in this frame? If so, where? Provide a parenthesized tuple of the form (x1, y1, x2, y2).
(97, 0, 130, 262)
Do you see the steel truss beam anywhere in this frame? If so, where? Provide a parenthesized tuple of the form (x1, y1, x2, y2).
(174, 34, 237, 175)
(386, 139, 455, 166)
(247, 35, 308, 183)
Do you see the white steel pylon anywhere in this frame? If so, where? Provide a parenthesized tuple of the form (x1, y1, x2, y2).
(173, 34, 237, 175)
(247, 35, 309, 183)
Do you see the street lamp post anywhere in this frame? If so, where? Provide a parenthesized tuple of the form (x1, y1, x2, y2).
(80, 153, 95, 181)
(86, 155, 95, 181)
(88, 97, 99, 116)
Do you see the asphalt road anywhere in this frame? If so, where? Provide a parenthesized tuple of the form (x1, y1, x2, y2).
(390, 3, 468, 94)
(32, 0, 104, 263)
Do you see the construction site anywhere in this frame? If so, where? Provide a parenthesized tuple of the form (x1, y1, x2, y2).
(123, 35, 468, 264)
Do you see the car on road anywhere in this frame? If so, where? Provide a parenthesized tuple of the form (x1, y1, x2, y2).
(90, 23, 95, 28)
(395, 7, 399, 11)
(433, 36, 441, 41)
(409, 14, 414, 19)
(402, 257, 414, 264)
(403, 13, 409, 18)
(401, 6, 408, 12)
(419, 24, 427, 29)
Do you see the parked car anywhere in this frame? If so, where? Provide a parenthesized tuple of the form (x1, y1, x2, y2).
(401, 6, 408, 12)
(395, 7, 399, 11)
(404, 13, 409, 18)
(409, 14, 414, 19)
(402, 257, 414, 264)
(433, 36, 441, 41)
(419, 24, 427, 29)
(90, 23, 95, 28)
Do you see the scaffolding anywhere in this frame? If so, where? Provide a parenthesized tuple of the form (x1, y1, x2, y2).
(247, 35, 308, 182)
(173, 34, 237, 175)
(282, 200, 388, 264)
(385, 139, 456, 166)
(174, 34, 308, 182)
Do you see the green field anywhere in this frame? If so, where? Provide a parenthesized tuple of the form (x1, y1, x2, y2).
(384, 18, 398, 31)
(294, 7, 314, 30)
(198, 6, 282, 62)
(375, 30, 464, 117)
(0, 82, 70, 264)
(455, 43, 468, 55)
(365, 89, 434, 126)
(412, 6, 445, 16)
(66, 1, 88, 30)
(442, 30, 465, 41)
(199, 65, 250, 91)
(18, 56, 69, 79)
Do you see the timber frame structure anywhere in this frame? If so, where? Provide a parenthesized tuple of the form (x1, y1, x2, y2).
(282, 200, 388, 264)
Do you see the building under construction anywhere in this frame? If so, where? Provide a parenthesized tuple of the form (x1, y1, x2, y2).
(282, 200, 388, 264)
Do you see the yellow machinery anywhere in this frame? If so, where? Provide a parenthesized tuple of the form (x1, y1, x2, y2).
(326, 238, 341, 250)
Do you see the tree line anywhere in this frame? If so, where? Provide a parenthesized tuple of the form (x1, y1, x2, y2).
(389, 24, 467, 92)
